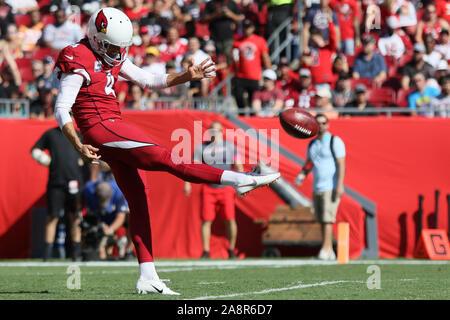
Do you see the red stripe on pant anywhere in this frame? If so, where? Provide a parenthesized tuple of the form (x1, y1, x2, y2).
(82, 119, 224, 262)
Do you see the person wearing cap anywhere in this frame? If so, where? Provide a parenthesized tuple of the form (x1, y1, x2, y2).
(294, 113, 346, 261)
(431, 74, 450, 117)
(353, 35, 387, 86)
(332, 72, 353, 109)
(37, 55, 59, 97)
(276, 57, 299, 97)
(300, 10, 337, 91)
(232, 19, 272, 110)
(401, 42, 434, 90)
(407, 72, 440, 116)
(284, 68, 317, 109)
(342, 83, 377, 117)
(142, 46, 167, 76)
(251, 69, 284, 117)
(42, 7, 84, 50)
(314, 88, 339, 119)
(83, 180, 130, 260)
(378, 16, 406, 60)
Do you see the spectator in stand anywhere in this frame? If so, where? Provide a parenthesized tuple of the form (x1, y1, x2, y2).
(42, 7, 84, 50)
(423, 34, 444, 69)
(408, 72, 440, 116)
(332, 72, 353, 109)
(436, 29, 450, 61)
(31, 126, 84, 261)
(184, 36, 213, 97)
(285, 68, 317, 110)
(24, 60, 44, 105)
(0, 66, 19, 100)
(141, 46, 166, 75)
(83, 180, 129, 260)
(378, 15, 407, 60)
(139, 2, 172, 46)
(330, 0, 360, 55)
(0, 40, 22, 87)
(431, 75, 450, 117)
(342, 83, 377, 116)
(429, 60, 450, 89)
(37, 56, 59, 96)
(17, 9, 44, 54)
(353, 35, 387, 87)
(303, 0, 340, 54)
(158, 26, 188, 70)
(30, 86, 56, 119)
(0, 0, 15, 40)
(415, 3, 450, 44)
(331, 54, 349, 83)
(277, 58, 300, 99)
(126, 84, 148, 110)
(121, 0, 150, 20)
(4, 24, 24, 59)
(251, 69, 284, 117)
(401, 43, 434, 90)
(392, 0, 417, 36)
(231, 19, 271, 110)
(201, 0, 244, 64)
(313, 88, 339, 119)
(301, 13, 337, 91)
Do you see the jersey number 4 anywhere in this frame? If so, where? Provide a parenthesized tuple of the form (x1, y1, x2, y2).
(105, 72, 116, 97)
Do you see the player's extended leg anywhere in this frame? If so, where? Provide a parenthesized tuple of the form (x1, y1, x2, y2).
(83, 120, 280, 195)
(107, 159, 179, 295)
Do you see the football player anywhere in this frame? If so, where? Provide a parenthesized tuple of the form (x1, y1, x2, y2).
(54, 7, 280, 295)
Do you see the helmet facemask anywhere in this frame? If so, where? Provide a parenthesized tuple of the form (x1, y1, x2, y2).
(96, 38, 130, 67)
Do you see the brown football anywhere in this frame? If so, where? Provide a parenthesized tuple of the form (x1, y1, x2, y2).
(279, 108, 319, 139)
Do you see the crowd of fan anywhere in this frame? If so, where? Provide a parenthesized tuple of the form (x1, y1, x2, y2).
(0, 0, 449, 119)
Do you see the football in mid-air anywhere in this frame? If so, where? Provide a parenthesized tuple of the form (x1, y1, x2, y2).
(279, 108, 319, 139)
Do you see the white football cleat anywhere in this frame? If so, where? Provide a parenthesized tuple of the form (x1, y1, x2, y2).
(317, 249, 336, 261)
(235, 172, 281, 196)
(135, 278, 180, 295)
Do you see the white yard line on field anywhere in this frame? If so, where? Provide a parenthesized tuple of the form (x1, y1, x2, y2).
(188, 280, 363, 300)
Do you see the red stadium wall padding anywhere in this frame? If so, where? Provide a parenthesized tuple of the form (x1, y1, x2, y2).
(241, 116, 450, 258)
(0, 112, 449, 259)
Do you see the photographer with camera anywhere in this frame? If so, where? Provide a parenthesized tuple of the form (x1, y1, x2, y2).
(82, 180, 129, 261)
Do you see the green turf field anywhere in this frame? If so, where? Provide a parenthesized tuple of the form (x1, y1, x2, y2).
(0, 259, 449, 300)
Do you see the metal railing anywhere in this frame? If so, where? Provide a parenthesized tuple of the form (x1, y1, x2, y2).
(0, 99, 30, 119)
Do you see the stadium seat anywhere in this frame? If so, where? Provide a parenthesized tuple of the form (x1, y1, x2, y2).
(42, 14, 55, 25)
(344, 54, 355, 68)
(15, 58, 34, 83)
(384, 56, 399, 78)
(398, 54, 413, 68)
(15, 15, 31, 27)
(31, 47, 56, 61)
(396, 88, 414, 108)
(366, 88, 396, 107)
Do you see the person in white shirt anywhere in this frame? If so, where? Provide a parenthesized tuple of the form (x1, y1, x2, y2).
(423, 34, 444, 69)
(378, 16, 406, 59)
(42, 8, 84, 50)
(436, 29, 450, 60)
(184, 36, 214, 97)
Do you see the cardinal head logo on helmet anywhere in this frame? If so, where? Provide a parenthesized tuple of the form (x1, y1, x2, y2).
(95, 10, 108, 33)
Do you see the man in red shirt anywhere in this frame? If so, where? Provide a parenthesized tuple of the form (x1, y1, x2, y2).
(232, 19, 272, 111)
(54, 8, 280, 295)
(284, 68, 317, 110)
(330, 0, 361, 55)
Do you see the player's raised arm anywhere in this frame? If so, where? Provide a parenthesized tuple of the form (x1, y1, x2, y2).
(54, 73, 101, 163)
(119, 57, 215, 89)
